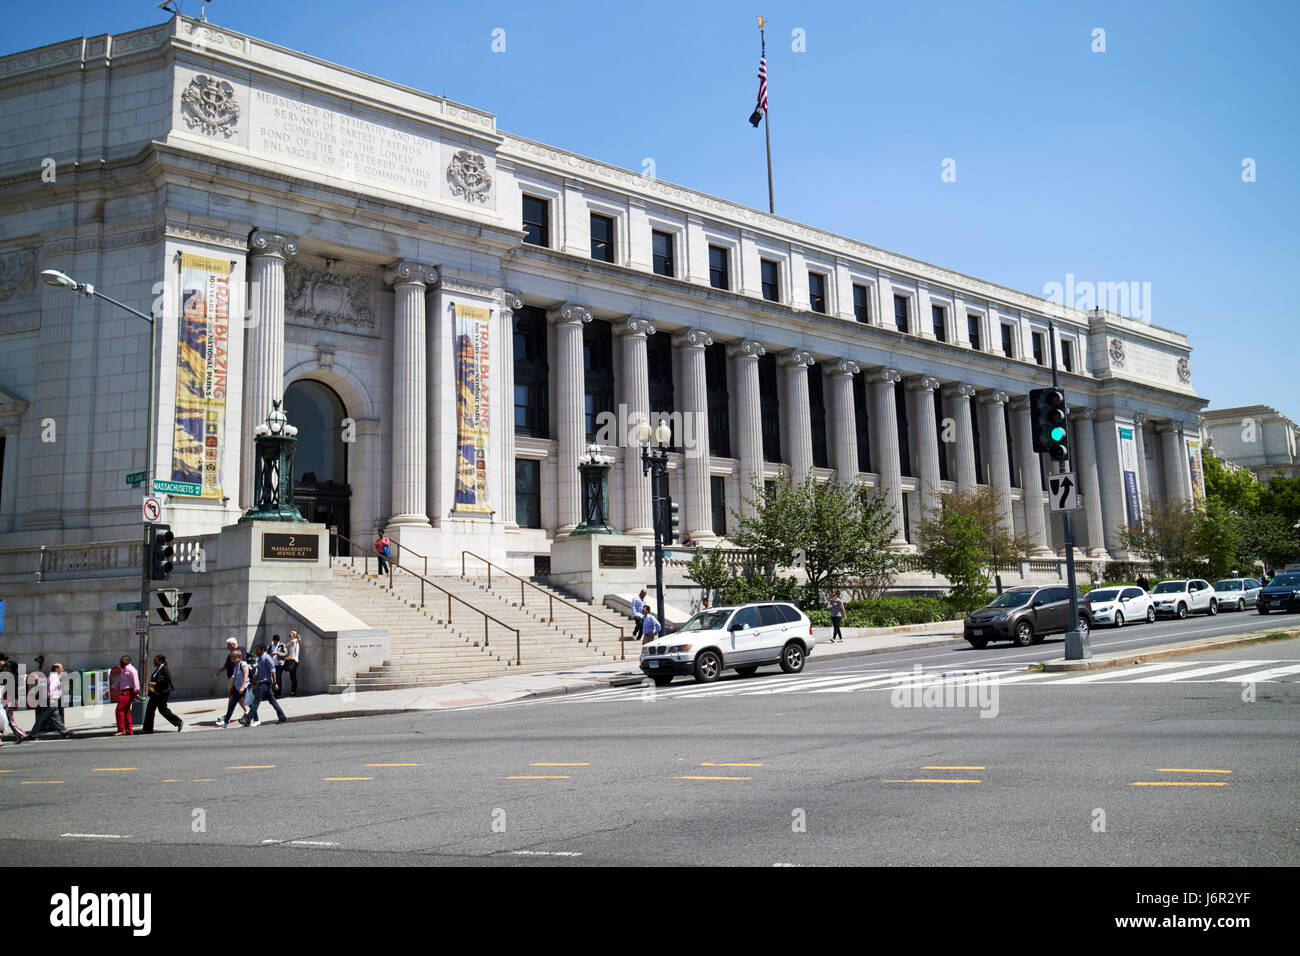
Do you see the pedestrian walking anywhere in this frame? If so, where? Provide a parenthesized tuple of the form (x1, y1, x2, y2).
(270, 634, 287, 690)
(143, 655, 184, 733)
(631, 588, 648, 639)
(375, 532, 392, 575)
(828, 592, 845, 643)
(641, 609, 663, 642)
(284, 631, 301, 696)
(1136, 573, 1151, 592)
(240, 643, 287, 727)
(214, 638, 249, 721)
(111, 655, 141, 736)
(215, 649, 250, 728)
(0, 653, 28, 744)
(29, 663, 73, 739)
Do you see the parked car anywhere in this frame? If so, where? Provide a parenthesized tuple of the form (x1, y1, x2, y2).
(1083, 586, 1156, 627)
(639, 602, 814, 685)
(1212, 578, 1262, 612)
(963, 585, 1093, 648)
(1149, 579, 1218, 619)
(1257, 571, 1300, 615)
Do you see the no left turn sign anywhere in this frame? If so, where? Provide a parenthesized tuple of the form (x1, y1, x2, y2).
(143, 495, 163, 523)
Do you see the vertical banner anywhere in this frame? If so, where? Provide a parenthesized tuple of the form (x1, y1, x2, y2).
(172, 253, 231, 498)
(452, 302, 492, 514)
(1117, 423, 1141, 527)
(1186, 437, 1206, 511)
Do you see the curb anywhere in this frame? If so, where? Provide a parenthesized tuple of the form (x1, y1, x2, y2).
(1038, 627, 1300, 673)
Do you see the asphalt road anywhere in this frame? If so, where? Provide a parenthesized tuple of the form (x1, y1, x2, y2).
(2, 619, 1297, 867)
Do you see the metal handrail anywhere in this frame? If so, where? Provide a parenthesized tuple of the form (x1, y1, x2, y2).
(382, 536, 428, 576)
(330, 532, 522, 664)
(461, 550, 628, 660)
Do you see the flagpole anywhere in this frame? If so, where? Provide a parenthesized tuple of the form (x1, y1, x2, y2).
(761, 26, 774, 213)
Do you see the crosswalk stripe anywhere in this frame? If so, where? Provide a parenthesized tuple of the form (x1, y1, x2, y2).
(1131, 661, 1277, 682)
(1209, 662, 1300, 683)
(741, 673, 889, 695)
(1046, 661, 1199, 684)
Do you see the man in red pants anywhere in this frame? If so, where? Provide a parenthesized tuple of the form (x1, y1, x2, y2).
(111, 655, 141, 736)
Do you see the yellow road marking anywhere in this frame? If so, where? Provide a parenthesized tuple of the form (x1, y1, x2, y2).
(0, 770, 14, 774)
(885, 778, 981, 784)
(679, 776, 751, 781)
(530, 762, 590, 766)
(228, 765, 275, 770)
(323, 777, 373, 781)
(700, 762, 764, 767)
(21, 781, 64, 785)
(365, 763, 421, 767)
(191, 779, 214, 782)
(1131, 782, 1227, 787)
(162, 779, 182, 783)
(1156, 768, 1231, 774)
(92, 768, 137, 772)
(507, 775, 570, 779)
(923, 766, 985, 770)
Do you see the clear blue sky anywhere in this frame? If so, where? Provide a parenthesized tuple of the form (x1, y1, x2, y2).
(7, 0, 1297, 414)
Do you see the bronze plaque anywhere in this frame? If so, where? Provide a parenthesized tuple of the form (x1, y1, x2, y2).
(261, 532, 320, 562)
(599, 545, 638, 569)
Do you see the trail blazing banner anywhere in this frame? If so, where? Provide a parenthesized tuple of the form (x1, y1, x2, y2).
(1117, 423, 1142, 527)
(1186, 436, 1206, 511)
(171, 253, 232, 498)
(453, 302, 492, 513)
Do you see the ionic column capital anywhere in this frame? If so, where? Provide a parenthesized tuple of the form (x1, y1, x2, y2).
(547, 302, 593, 327)
(617, 316, 656, 338)
(727, 338, 766, 360)
(671, 327, 714, 350)
(875, 367, 902, 385)
(779, 349, 816, 369)
(944, 382, 977, 399)
(1008, 395, 1031, 412)
(249, 230, 298, 259)
(1070, 406, 1097, 422)
(831, 359, 861, 377)
(1131, 412, 1148, 427)
(979, 389, 1009, 406)
(385, 260, 439, 288)
(498, 289, 524, 312)
(909, 375, 941, 392)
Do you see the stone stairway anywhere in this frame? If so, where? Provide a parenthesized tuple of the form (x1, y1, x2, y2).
(329, 559, 637, 691)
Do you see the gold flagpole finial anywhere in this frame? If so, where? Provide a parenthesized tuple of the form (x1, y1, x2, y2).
(756, 15, 768, 29)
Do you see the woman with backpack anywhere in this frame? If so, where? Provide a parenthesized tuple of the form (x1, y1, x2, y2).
(375, 531, 391, 575)
(215, 649, 250, 729)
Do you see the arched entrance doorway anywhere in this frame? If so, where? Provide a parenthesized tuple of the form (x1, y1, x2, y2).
(284, 379, 350, 550)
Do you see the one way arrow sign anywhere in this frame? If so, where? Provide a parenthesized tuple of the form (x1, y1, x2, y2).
(1048, 472, 1080, 512)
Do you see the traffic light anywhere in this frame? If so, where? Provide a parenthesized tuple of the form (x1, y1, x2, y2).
(1030, 388, 1070, 461)
(148, 523, 174, 580)
(155, 588, 193, 625)
(665, 498, 680, 545)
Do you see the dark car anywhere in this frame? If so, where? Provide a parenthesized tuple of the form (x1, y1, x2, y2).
(964, 585, 1093, 648)
(1256, 571, 1300, 615)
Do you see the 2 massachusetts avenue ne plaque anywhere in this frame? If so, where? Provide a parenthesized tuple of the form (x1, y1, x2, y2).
(598, 545, 637, 569)
(261, 531, 320, 562)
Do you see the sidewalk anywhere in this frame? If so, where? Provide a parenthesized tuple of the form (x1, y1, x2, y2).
(15, 622, 967, 739)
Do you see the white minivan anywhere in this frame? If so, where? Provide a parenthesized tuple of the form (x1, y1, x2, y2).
(639, 602, 815, 686)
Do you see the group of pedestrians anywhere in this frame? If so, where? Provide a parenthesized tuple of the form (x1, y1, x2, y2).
(214, 632, 298, 729)
(630, 588, 663, 642)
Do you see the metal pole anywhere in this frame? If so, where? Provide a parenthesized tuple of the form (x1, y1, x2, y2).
(1049, 319, 1089, 660)
(762, 29, 774, 214)
(132, 294, 158, 725)
(653, 460, 666, 626)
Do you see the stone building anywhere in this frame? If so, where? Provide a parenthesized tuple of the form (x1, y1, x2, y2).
(1200, 406, 1299, 482)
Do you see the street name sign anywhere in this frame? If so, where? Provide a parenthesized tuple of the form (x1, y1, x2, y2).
(152, 479, 202, 497)
(125, 471, 146, 487)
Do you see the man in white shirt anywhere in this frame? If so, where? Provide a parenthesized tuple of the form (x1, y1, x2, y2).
(631, 588, 648, 639)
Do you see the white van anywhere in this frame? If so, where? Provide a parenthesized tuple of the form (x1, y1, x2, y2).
(639, 602, 814, 686)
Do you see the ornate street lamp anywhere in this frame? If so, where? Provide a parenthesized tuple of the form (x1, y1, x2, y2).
(573, 443, 618, 535)
(637, 418, 673, 626)
(240, 400, 305, 523)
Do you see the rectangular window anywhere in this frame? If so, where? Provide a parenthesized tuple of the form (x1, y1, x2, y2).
(515, 459, 541, 529)
(759, 352, 781, 462)
(583, 320, 614, 441)
(895, 379, 912, 478)
(808, 370, 829, 468)
(521, 195, 549, 247)
(1061, 339, 1075, 372)
(1032, 331, 1046, 366)
(1001, 323, 1014, 358)
(853, 373, 872, 473)
(934, 390, 949, 482)
(901, 492, 912, 543)
(708, 245, 730, 290)
(972, 400, 985, 484)
(760, 259, 780, 302)
(894, 295, 910, 333)
(513, 306, 549, 438)
(652, 230, 675, 277)
(1006, 403, 1019, 488)
(808, 272, 827, 314)
(710, 476, 727, 537)
(932, 305, 947, 342)
(967, 314, 981, 351)
(590, 213, 615, 263)
(705, 342, 731, 458)
(647, 332, 676, 447)
(852, 284, 871, 324)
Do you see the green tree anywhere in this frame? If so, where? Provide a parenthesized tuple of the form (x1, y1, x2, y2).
(684, 546, 731, 603)
(1202, 454, 1260, 514)
(1116, 498, 1204, 578)
(1239, 512, 1300, 570)
(915, 487, 1031, 611)
(1259, 474, 1300, 528)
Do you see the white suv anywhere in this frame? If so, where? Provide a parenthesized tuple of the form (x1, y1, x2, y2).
(639, 602, 815, 686)
(1150, 579, 1219, 619)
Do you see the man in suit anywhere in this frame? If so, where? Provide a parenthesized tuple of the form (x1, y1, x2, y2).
(143, 654, 184, 733)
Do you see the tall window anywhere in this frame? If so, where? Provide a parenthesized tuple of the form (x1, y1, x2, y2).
(652, 230, 675, 277)
(967, 314, 981, 350)
(934, 390, 949, 482)
(1032, 331, 1046, 366)
(853, 373, 872, 473)
(590, 213, 615, 263)
(522, 195, 549, 247)
(760, 259, 780, 302)
(853, 284, 871, 324)
(1006, 403, 1019, 488)
(972, 401, 985, 484)
(1061, 339, 1075, 372)
(647, 331, 676, 446)
(705, 343, 731, 458)
(808, 369, 829, 468)
(513, 306, 549, 438)
(759, 352, 781, 463)
(808, 272, 827, 314)
(708, 245, 730, 290)
(894, 295, 910, 333)
(515, 459, 541, 529)
(895, 380, 912, 478)
(583, 320, 614, 441)
(710, 476, 727, 537)
(901, 492, 912, 543)
(932, 305, 947, 342)
(1001, 323, 1014, 358)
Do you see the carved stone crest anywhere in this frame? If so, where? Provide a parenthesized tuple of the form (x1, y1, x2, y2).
(446, 150, 492, 203)
(181, 74, 240, 137)
(1176, 357, 1191, 384)
(1108, 337, 1126, 368)
(0, 249, 36, 302)
(285, 262, 375, 331)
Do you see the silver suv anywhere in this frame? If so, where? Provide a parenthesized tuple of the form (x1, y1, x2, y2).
(639, 602, 814, 686)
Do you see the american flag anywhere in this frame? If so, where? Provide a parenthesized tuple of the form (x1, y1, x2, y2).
(749, 47, 768, 127)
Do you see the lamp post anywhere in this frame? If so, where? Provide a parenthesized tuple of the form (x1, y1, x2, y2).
(42, 269, 158, 718)
(637, 418, 672, 626)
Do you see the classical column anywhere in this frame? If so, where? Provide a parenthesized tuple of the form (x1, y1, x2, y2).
(242, 230, 297, 509)
(385, 261, 437, 528)
(1160, 421, 1191, 504)
(871, 367, 907, 546)
(728, 339, 766, 514)
(497, 290, 522, 528)
(1070, 407, 1107, 556)
(1010, 396, 1052, 554)
(1094, 410, 1130, 559)
(780, 349, 815, 481)
(980, 390, 1013, 532)
(909, 375, 942, 521)
(352, 418, 383, 542)
(1132, 413, 1151, 509)
(548, 302, 593, 535)
(618, 316, 657, 537)
(947, 382, 979, 491)
(827, 360, 861, 482)
(673, 327, 715, 541)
